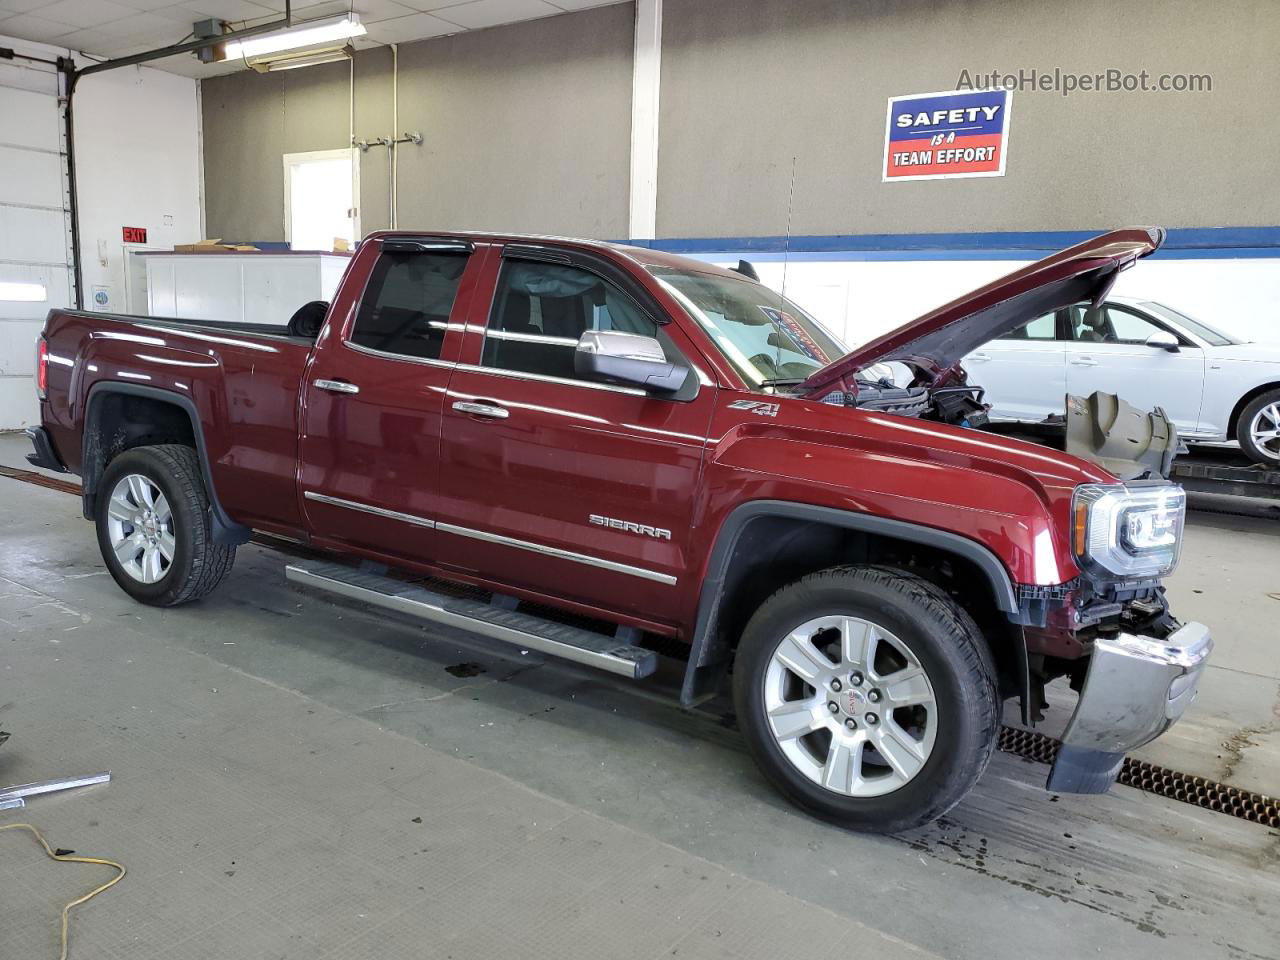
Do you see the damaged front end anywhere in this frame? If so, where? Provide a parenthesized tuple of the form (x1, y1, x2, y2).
(1018, 463, 1210, 794)
(1063, 390, 1184, 481)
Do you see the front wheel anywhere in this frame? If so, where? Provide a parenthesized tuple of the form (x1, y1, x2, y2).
(732, 565, 999, 832)
(1236, 389, 1280, 464)
(95, 444, 236, 606)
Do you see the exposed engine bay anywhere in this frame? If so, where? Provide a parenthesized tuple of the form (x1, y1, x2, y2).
(802, 364, 992, 429)
(801, 367, 1178, 482)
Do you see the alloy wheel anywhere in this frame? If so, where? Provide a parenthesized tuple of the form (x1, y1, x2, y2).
(106, 474, 176, 584)
(762, 615, 938, 797)
(1249, 402, 1280, 461)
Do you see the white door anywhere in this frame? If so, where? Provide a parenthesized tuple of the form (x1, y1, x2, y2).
(283, 149, 359, 252)
(1062, 303, 1206, 435)
(963, 310, 1067, 422)
(0, 55, 75, 429)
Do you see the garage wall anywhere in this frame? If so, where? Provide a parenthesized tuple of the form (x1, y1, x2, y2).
(74, 65, 204, 314)
(202, 3, 634, 243)
(0, 34, 203, 430)
(392, 8, 633, 237)
(202, 58, 355, 243)
(685, 245, 1280, 349)
(657, 0, 1280, 238)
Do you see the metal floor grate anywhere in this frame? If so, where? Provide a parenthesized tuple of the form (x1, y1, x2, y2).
(998, 726, 1279, 828)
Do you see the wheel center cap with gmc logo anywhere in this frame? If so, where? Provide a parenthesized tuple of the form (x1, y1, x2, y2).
(846, 689, 866, 713)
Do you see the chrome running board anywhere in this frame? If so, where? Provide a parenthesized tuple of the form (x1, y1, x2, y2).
(285, 561, 657, 679)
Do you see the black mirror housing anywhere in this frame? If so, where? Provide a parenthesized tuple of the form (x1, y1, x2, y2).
(1144, 331, 1180, 352)
(574, 330, 689, 393)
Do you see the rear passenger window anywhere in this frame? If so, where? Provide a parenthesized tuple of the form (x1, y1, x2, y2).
(1001, 311, 1057, 341)
(481, 260, 657, 381)
(349, 252, 468, 360)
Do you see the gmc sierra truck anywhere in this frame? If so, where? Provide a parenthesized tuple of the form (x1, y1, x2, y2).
(28, 226, 1211, 832)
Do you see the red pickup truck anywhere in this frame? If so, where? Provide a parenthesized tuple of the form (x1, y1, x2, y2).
(28, 227, 1210, 831)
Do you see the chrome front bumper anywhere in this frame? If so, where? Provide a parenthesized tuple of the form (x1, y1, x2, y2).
(1046, 621, 1213, 793)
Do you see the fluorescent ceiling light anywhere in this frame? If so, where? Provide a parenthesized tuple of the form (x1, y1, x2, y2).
(224, 14, 365, 60)
(253, 46, 353, 72)
(0, 281, 47, 302)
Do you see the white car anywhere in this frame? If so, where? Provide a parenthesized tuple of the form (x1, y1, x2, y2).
(963, 296, 1280, 464)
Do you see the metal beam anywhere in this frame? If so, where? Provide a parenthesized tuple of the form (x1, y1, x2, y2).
(628, 0, 662, 241)
(76, 2, 292, 79)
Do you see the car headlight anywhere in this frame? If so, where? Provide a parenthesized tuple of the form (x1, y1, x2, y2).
(1071, 481, 1185, 580)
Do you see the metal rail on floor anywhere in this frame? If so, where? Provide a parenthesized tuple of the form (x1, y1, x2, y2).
(1170, 456, 1280, 501)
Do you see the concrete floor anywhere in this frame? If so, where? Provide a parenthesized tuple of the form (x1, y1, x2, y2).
(1, 432, 1277, 960)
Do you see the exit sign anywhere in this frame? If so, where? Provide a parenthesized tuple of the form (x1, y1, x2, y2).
(122, 226, 147, 243)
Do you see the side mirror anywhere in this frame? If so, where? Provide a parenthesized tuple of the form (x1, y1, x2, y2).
(574, 330, 688, 393)
(1144, 330, 1180, 352)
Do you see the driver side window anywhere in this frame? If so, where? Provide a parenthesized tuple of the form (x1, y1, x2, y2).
(482, 260, 658, 380)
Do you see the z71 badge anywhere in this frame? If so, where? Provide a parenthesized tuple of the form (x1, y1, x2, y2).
(727, 399, 780, 417)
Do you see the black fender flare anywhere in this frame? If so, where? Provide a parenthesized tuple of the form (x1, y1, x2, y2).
(81, 382, 252, 546)
(680, 500, 1025, 709)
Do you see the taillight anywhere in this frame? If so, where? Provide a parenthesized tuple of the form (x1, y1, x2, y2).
(35, 337, 48, 399)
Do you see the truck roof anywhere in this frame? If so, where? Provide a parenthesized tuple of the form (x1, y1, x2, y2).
(363, 230, 746, 280)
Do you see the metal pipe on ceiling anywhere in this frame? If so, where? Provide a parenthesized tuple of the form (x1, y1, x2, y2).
(59, 1, 294, 307)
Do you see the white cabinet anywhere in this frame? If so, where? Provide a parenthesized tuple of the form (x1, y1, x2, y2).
(143, 252, 352, 326)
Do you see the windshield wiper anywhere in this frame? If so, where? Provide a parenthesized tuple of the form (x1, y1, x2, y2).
(758, 377, 808, 388)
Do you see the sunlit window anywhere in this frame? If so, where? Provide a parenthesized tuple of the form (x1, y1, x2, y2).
(0, 281, 47, 302)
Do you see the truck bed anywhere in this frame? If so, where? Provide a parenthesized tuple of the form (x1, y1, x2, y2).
(39, 308, 317, 534)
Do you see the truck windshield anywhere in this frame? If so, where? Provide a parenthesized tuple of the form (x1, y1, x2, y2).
(650, 268, 847, 386)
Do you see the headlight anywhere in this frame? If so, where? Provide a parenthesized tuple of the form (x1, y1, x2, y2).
(1072, 481, 1185, 580)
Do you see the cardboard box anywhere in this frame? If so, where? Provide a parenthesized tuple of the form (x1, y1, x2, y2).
(172, 239, 260, 253)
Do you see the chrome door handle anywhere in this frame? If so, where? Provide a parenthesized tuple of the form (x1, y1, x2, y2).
(452, 400, 509, 420)
(1070, 357, 1098, 367)
(968, 352, 991, 363)
(315, 379, 360, 394)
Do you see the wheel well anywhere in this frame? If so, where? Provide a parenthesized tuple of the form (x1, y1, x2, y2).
(687, 514, 1025, 706)
(80, 387, 250, 546)
(83, 391, 197, 511)
(1228, 382, 1280, 436)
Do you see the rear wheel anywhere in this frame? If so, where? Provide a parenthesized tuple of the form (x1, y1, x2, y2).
(1237, 389, 1280, 464)
(732, 565, 999, 832)
(95, 444, 236, 606)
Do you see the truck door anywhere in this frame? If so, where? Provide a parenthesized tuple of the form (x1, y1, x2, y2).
(297, 238, 487, 561)
(433, 245, 717, 630)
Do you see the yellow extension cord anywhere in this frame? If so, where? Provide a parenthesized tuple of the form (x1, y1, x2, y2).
(0, 822, 126, 960)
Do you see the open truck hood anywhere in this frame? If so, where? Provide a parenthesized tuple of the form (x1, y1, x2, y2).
(799, 227, 1165, 393)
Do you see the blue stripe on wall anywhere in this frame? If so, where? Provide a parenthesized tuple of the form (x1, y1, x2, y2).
(630, 226, 1280, 261)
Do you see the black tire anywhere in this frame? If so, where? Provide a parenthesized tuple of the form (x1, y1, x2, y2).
(95, 444, 236, 606)
(1235, 388, 1280, 464)
(732, 564, 999, 833)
